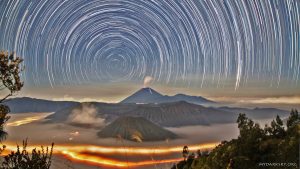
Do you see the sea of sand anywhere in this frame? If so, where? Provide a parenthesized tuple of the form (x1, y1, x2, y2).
(2, 112, 277, 169)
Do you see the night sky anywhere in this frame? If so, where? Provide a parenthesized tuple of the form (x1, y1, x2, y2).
(0, 0, 299, 103)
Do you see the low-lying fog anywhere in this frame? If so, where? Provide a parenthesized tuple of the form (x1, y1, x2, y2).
(3, 113, 283, 169)
(5, 113, 239, 146)
(6, 113, 282, 145)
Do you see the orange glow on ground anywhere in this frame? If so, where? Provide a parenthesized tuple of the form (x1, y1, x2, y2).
(2, 142, 218, 168)
(4, 113, 219, 167)
(7, 113, 52, 126)
(62, 150, 183, 167)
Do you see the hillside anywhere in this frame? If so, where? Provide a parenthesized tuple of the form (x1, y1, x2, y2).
(98, 116, 177, 141)
(171, 110, 300, 169)
(4, 97, 79, 113)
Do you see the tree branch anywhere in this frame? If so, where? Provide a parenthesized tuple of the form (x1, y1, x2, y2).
(0, 93, 12, 103)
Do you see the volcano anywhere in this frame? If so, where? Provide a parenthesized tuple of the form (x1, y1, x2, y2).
(97, 116, 177, 141)
(120, 87, 215, 105)
(120, 88, 164, 104)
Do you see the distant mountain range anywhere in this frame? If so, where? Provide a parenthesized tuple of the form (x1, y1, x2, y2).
(98, 116, 177, 141)
(46, 100, 289, 127)
(3, 97, 78, 113)
(121, 87, 215, 105)
(218, 107, 289, 120)
(3, 88, 290, 128)
(4, 87, 215, 113)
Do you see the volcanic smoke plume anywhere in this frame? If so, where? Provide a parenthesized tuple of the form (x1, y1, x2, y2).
(143, 76, 153, 88)
(67, 103, 105, 127)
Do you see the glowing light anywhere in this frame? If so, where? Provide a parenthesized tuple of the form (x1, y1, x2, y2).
(61, 150, 182, 167)
(70, 131, 80, 136)
(2, 142, 218, 167)
(7, 114, 50, 126)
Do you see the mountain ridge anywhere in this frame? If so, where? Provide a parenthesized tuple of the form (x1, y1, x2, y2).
(3, 97, 79, 113)
(46, 100, 289, 127)
(121, 87, 215, 105)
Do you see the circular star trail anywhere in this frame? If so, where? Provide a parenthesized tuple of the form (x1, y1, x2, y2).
(0, 0, 299, 89)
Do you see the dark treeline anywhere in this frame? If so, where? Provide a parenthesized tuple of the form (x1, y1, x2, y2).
(173, 109, 300, 169)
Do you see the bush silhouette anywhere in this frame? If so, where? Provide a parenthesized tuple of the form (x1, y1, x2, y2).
(1, 140, 54, 169)
(173, 110, 300, 169)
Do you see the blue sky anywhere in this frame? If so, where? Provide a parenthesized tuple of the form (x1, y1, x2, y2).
(0, 0, 299, 102)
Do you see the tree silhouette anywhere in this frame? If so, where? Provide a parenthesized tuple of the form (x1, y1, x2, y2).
(1, 139, 54, 169)
(0, 51, 24, 141)
(0, 51, 23, 103)
(173, 111, 300, 169)
(0, 51, 54, 168)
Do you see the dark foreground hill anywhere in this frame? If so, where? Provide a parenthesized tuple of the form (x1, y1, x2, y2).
(98, 116, 177, 141)
(171, 110, 300, 169)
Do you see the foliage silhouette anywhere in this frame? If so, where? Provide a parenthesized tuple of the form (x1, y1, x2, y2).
(172, 110, 300, 169)
(1, 139, 54, 169)
(0, 51, 54, 169)
(0, 51, 24, 141)
(0, 51, 24, 103)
